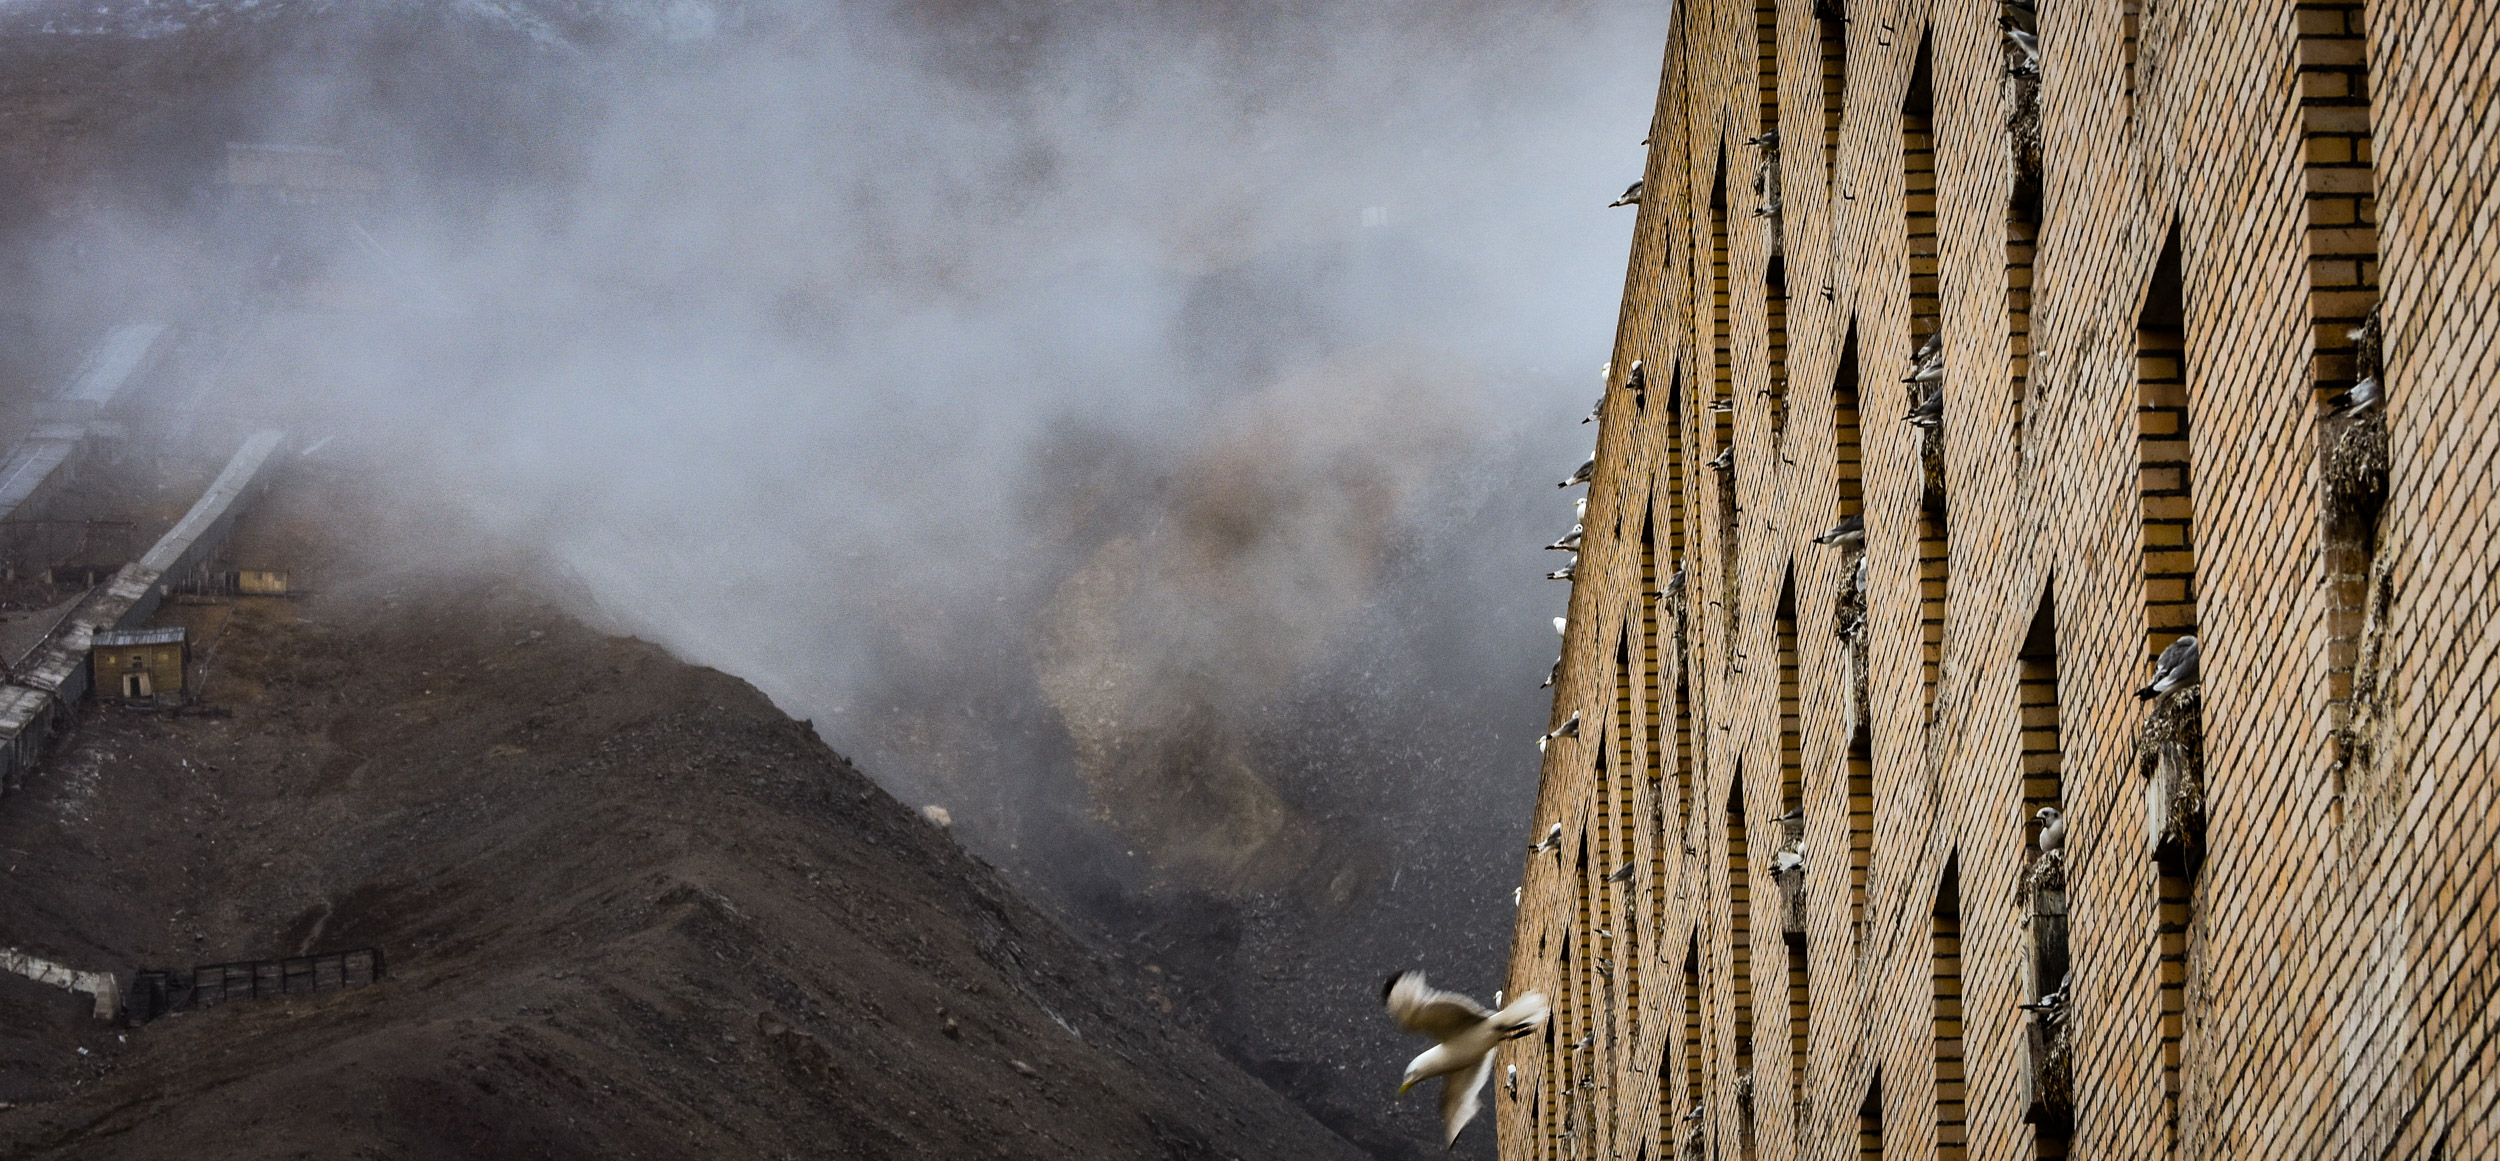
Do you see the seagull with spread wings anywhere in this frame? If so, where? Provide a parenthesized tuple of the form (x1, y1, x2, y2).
(1382, 971, 1550, 1149)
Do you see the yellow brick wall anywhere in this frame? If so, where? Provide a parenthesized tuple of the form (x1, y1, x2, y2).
(1503, 0, 2497, 1157)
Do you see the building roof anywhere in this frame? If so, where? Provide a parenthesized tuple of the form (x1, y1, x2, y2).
(93, 627, 185, 648)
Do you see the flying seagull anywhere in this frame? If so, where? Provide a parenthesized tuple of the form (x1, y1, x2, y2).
(2134, 635, 2201, 700)
(1529, 823, 1563, 854)
(1383, 972, 1550, 1150)
(1610, 180, 1644, 208)
(1547, 560, 1577, 581)
(1604, 861, 1638, 884)
(1546, 525, 1585, 552)
(1812, 514, 1864, 547)
(2035, 806, 2066, 855)
(2325, 374, 2381, 417)
(1560, 456, 1597, 488)
(1904, 390, 1944, 427)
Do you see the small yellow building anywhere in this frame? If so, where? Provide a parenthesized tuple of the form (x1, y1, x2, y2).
(92, 628, 185, 700)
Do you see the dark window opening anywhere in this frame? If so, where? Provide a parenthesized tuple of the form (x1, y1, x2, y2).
(2136, 227, 2196, 659)
(2302, 0, 2385, 832)
(1726, 776, 1756, 1155)
(1934, 860, 1966, 1161)
(1785, 933, 1811, 1131)
(1819, 0, 1847, 190)
(1916, 508, 1949, 714)
(1858, 1074, 1886, 1160)
(1847, 726, 1873, 945)
(2018, 589, 2074, 1152)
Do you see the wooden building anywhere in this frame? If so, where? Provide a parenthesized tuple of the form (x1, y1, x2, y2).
(91, 627, 185, 700)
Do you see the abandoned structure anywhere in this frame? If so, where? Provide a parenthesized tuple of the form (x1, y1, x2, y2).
(1505, 1, 2491, 1159)
(91, 627, 186, 700)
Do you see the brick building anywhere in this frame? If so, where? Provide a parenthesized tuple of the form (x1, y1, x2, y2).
(1503, 0, 2494, 1158)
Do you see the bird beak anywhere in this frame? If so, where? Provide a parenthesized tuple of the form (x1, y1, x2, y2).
(1398, 1078, 1418, 1096)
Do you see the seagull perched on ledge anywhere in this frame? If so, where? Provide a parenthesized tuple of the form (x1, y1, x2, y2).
(1546, 525, 1585, 552)
(2035, 806, 2066, 855)
(1904, 390, 1944, 428)
(1610, 180, 1644, 207)
(1706, 447, 1735, 472)
(1812, 514, 1864, 548)
(1605, 861, 1638, 884)
(2325, 374, 2381, 417)
(1547, 560, 1577, 581)
(2134, 635, 2201, 700)
(1624, 359, 1647, 393)
(1560, 456, 1596, 488)
(1529, 823, 1563, 854)
(1383, 972, 1550, 1150)
(1744, 128, 1780, 151)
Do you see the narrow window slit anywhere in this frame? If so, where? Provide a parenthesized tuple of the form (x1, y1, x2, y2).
(2018, 591, 2073, 1152)
(1933, 862, 1966, 1161)
(1830, 325, 1871, 734)
(1727, 777, 1757, 1158)
(1846, 727, 1873, 946)
(1785, 932, 1811, 1129)
(2299, 0, 2387, 833)
(1817, 0, 1847, 190)
(1858, 1075, 1885, 1160)
(1644, 513, 1670, 939)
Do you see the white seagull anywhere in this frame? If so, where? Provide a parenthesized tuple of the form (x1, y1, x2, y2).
(1383, 972, 1549, 1149)
(2035, 806, 2066, 855)
(1547, 560, 1577, 581)
(2134, 635, 2201, 700)
(2325, 374, 2381, 417)
(1529, 823, 1563, 854)
(1546, 525, 1585, 552)
(1560, 456, 1597, 488)
(1624, 359, 1647, 393)
(1610, 180, 1644, 207)
(1812, 514, 1864, 547)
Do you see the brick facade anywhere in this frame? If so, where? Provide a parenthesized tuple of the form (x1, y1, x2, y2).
(1503, 0, 2496, 1157)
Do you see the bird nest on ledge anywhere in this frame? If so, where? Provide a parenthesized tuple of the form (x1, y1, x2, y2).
(2140, 685, 2207, 867)
(2322, 408, 2388, 518)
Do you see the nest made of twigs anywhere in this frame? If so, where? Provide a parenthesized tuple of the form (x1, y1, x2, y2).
(2005, 65, 2042, 204)
(2019, 847, 2065, 904)
(1917, 424, 1948, 512)
(2039, 1014, 2074, 1113)
(2323, 410, 2389, 518)
(2141, 685, 2207, 853)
